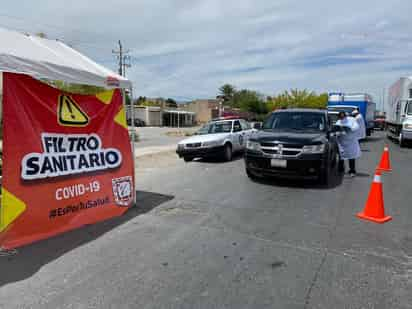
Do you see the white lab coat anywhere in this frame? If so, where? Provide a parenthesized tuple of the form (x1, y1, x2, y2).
(354, 114, 366, 140)
(336, 117, 361, 160)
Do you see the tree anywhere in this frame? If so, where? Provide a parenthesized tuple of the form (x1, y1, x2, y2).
(135, 96, 147, 105)
(49, 80, 105, 95)
(233, 89, 268, 114)
(36, 32, 47, 38)
(135, 97, 162, 107)
(166, 98, 178, 108)
(268, 89, 327, 110)
(219, 84, 236, 104)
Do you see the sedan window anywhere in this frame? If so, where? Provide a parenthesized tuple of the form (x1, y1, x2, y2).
(240, 120, 251, 130)
(209, 121, 233, 133)
(233, 120, 242, 132)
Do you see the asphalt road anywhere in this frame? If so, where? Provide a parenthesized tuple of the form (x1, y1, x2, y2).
(1, 132, 412, 309)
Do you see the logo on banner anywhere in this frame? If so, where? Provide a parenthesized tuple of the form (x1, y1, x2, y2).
(112, 176, 133, 206)
(58, 95, 89, 127)
(106, 76, 120, 87)
(21, 133, 122, 180)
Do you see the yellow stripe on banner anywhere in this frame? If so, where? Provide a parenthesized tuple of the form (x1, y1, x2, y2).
(0, 189, 27, 232)
(96, 90, 114, 105)
(114, 106, 128, 130)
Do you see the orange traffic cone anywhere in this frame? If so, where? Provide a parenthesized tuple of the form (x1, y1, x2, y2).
(357, 170, 392, 224)
(377, 146, 392, 172)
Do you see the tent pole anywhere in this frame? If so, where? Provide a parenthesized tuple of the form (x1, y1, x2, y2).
(128, 87, 137, 206)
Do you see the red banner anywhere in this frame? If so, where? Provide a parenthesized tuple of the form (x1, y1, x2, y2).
(0, 73, 134, 249)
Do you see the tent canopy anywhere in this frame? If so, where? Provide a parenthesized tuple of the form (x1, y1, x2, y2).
(0, 27, 132, 89)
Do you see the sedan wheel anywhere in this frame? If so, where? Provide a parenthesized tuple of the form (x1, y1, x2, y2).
(223, 144, 232, 162)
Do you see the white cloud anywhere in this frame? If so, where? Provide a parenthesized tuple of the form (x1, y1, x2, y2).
(1, 0, 412, 105)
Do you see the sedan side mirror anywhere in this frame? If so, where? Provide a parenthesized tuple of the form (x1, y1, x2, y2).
(253, 122, 262, 130)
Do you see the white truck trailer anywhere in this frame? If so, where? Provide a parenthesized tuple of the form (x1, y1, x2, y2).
(386, 77, 412, 147)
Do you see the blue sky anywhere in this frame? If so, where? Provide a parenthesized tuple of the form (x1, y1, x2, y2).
(1, 0, 412, 108)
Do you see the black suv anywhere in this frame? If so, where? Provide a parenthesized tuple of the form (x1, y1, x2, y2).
(245, 109, 340, 185)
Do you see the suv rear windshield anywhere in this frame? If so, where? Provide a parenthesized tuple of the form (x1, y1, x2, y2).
(263, 112, 326, 132)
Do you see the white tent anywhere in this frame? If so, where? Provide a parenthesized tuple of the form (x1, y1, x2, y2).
(0, 27, 132, 89)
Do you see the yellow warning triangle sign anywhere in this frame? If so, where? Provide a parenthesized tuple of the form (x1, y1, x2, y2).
(0, 189, 27, 232)
(58, 95, 89, 127)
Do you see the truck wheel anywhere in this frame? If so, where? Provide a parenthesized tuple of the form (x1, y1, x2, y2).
(184, 156, 193, 162)
(223, 144, 232, 162)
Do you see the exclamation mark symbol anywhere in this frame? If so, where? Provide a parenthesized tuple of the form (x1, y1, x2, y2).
(66, 101, 76, 119)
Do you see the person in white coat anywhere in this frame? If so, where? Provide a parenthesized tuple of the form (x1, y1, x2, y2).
(352, 108, 366, 140)
(336, 111, 361, 177)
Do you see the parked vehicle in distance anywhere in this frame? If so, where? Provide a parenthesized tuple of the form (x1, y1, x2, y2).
(328, 93, 376, 136)
(176, 118, 254, 162)
(245, 109, 341, 185)
(127, 118, 146, 127)
(374, 114, 386, 131)
(386, 77, 412, 147)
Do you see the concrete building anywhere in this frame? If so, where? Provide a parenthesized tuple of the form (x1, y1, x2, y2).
(182, 99, 220, 124)
(162, 110, 196, 127)
(126, 105, 196, 127)
(126, 105, 162, 126)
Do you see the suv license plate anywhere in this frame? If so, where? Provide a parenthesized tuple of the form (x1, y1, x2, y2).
(271, 159, 287, 168)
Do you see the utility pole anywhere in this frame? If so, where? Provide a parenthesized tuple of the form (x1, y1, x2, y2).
(122, 55, 131, 77)
(112, 40, 131, 77)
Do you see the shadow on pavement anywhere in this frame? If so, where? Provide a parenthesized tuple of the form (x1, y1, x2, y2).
(362, 135, 383, 144)
(355, 172, 371, 178)
(194, 153, 244, 164)
(0, 190, 174, 287)
(250, 169, 344, 190)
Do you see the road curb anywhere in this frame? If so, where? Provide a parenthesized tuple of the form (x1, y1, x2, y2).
(134, 145, 176, 158)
